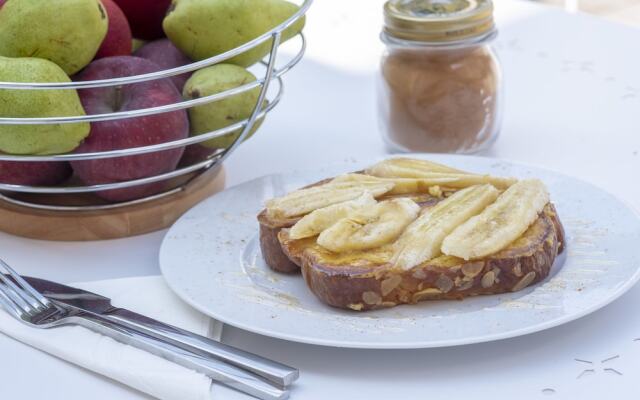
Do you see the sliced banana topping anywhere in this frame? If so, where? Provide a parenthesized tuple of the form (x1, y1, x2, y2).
(265, 180, 394, 219)
(331, 173, 458, 195)
(288, 193, 377, 240)
(367, 158, 466, 175)
(392, 184, 500, 270)
(317, 198, 420, 253)
(442, 179, 550, 260)
(366, 158, 516, 189)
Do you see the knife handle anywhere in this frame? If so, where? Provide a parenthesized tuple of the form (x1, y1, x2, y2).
(104, 308, 298, 387)
(70, 313, 288, 400)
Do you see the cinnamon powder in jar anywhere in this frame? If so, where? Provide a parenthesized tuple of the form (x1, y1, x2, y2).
(378, 0, 503, 154)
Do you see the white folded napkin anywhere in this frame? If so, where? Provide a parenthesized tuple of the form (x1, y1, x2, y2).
(0, 275, 222, 400)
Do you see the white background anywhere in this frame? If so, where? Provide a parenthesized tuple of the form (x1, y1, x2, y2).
(1, 0, 639, 399)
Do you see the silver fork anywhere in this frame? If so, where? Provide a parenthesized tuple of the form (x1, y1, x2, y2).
(0, 261, 288, 400)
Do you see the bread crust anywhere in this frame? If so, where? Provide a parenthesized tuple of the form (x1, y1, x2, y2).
(258, 177, 566, 311)
(295, 205, 564, 310)
(258, 214, 300, 273)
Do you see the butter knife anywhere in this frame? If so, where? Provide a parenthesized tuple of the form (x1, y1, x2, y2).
(24, 276, 298, 387)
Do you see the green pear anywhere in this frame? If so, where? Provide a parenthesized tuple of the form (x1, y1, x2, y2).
(183, 64, 266, 149)
(132, 38, 147, 53)
(0, 57, 90, 155)
(163, 0, 305, 67)
(0, 0, 108, 75)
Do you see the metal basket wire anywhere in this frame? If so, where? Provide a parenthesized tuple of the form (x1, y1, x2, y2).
(0, 0, 312, 211)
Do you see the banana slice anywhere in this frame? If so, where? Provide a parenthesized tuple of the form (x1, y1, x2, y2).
(442, 179, 550, 260)
(265, 181, 394, 219)
(317, 198, 420, 253)
(367, 158, 467, 175)
(288, 193, 377, 240)
(331, 173, 458, 195)
(392, 184, 500, 270)
(366, 158, 516, 189)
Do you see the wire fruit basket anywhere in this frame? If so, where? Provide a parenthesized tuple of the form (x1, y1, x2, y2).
(0, 0, 312, 241)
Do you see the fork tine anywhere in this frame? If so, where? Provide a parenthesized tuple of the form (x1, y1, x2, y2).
(0, 259, 51, 309)
(0, 281, 34, 314)
(0, 271, 42, 313)
(0, 286, 23, 317)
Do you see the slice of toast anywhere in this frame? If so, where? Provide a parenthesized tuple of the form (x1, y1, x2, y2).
(257, 159, 565, 311)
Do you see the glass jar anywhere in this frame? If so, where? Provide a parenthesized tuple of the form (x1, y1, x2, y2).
(378, 0, 503, 154)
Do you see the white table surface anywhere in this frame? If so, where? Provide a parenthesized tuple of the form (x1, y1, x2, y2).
(1, 1, 639, 399)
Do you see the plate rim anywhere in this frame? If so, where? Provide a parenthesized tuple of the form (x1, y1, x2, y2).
(160, 154, 640, 349)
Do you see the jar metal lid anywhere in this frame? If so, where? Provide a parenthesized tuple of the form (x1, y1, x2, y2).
(383, 0, 495, 43)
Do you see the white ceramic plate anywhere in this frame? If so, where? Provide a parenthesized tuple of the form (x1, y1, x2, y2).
(160, 154, 640, 349)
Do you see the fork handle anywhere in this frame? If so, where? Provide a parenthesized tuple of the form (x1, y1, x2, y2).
(104, 308, 298, 387)
(70, 313, 288, 400)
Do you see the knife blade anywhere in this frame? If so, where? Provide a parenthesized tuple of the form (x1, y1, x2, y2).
(24, 276, 298, 387)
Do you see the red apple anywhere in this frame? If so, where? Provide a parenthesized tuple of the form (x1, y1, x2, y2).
(95, 0, 133, 59)
(72, 56, 188, 202)
(113, 0, 171, 40)
(0, 0, 6, 8)
(134, 39, 192, 91)
(0, 161, 71, 186)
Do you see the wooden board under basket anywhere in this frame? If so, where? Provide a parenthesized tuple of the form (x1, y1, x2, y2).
(0, 166, 225, 241)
